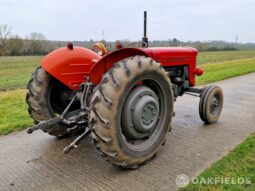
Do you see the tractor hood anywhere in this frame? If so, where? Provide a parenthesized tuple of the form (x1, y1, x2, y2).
(144, 47, 198, 58)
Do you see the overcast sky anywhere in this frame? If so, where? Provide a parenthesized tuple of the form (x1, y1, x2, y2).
(1, 0, 254, 43)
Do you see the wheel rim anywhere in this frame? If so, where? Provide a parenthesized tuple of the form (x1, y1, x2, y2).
(210, 95, 220, 116)
(122, 85, 160, 139)
(119, 77, 171, 152)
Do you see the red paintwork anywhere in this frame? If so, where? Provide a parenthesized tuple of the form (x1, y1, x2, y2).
(116, 42, 123, 49)
(41, 46, 199, 90)
(195, 68, 204, 76)
(144, 47, 198, 86)
(40, 46, 101, 90)
(89, 47, 198, 86)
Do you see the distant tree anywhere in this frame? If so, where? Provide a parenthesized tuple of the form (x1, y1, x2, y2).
(28, 32, 47, 55)
(195, 42, 208, 51)
(172, 38, 179, 46)
(222, 46, 238, 51)
(5, 35, 24, 55)
(167, 38, 180, 46)
(121, 39, 131, 47)
(99, 39, 107, 45)
(207, 47, 220, 51)
(30, 32, 46, 41)
(0, 25, 11, 55)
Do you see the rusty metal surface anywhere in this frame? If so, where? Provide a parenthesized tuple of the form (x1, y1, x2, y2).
(1, 73, 255, 191)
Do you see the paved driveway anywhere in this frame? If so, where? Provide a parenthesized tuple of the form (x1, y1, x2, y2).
(1, 73, 255, 191)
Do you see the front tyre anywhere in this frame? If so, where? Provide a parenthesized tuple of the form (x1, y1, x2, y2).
(199, 85, 223, 124)
(90, 56, 174, 168)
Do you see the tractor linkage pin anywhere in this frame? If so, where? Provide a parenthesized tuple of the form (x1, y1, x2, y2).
(63, 126, 91, 154)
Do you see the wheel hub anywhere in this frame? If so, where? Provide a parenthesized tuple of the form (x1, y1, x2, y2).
(122, 85, 159, 140)
(210, 96, 219, 116)
(133, 97, 159, 132)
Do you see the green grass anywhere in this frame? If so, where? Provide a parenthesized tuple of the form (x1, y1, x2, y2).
(0, 56, 41, 91)
(197, 50, 255, 65)
(0, 89, 33, 135)
(182, 133, 255, 191)
(197, 58, 255, 85)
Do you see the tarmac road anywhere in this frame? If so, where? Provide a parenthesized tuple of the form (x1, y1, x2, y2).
(1, 73, 255, 191)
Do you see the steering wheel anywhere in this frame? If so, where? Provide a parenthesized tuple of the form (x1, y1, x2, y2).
(92, 43, 108, 56)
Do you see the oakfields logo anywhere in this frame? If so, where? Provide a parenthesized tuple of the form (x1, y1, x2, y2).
(176, 174, 189, 187)
(176, 174, 251, 188)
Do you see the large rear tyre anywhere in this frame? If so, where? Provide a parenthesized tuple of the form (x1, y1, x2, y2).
(199, 85, 223, 124)
(90, 56, 174, 168)
(26, 67, 80, 138)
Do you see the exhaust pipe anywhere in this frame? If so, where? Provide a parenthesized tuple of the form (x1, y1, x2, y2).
(142, 11, 148, 48)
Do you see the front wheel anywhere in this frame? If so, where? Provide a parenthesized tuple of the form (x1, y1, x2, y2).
(90, 56, 174, 168)
(199, 85, 223, 124)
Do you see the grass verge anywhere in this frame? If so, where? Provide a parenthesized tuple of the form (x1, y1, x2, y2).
(196, 58, 255, 85)
(197, 50, 255, 64)
(0, 89, 33, 135)
(0, 56, 41, 91)
(182, 133, 255, 191)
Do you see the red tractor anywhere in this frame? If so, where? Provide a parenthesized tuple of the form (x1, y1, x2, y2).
(26, 12, 223, 168)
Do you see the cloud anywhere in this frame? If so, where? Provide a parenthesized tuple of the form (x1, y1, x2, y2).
(0, 0, 254, 42)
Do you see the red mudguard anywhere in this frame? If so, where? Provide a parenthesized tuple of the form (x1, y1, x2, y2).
(88, 48, 150, 84)
(40, 46, 101, 90)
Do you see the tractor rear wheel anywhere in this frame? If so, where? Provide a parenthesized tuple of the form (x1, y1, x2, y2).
(90, 56, 174, 168)
(26, 66, 80, 138)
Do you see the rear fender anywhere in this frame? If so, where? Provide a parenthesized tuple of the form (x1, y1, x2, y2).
(89, 48, 150, 85)
(40, 46, 101, 90)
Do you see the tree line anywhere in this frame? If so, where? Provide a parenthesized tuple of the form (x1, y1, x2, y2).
(149, 39, 239, 52)
(0, 25, 54, 56)
(1, 24, 253, 56)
